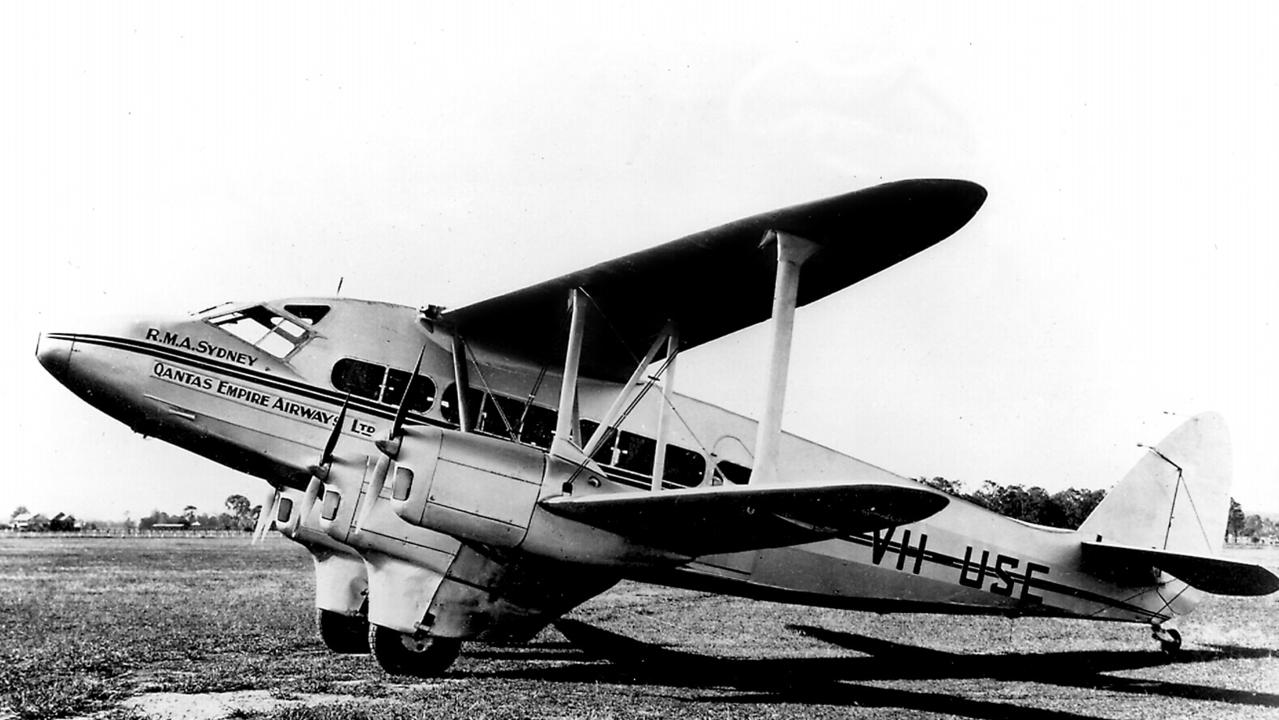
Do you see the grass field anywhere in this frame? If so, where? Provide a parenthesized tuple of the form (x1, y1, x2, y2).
(1, 537, 1276, 720)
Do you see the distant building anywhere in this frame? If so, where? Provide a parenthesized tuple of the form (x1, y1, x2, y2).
(49, 513, 80, 532)
(149, 522, 201, 530)
(10, 512, 49, 531)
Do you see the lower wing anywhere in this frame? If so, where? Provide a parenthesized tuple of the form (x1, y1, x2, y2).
(541, 482, 949, 557)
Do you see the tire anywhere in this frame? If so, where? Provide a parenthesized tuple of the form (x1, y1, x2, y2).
(368, 624, 461, 677)
(316, 609, 370, 654)
(1159, 628, 1182, 655)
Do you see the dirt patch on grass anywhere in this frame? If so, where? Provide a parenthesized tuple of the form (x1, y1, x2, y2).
(120, 690, 403, 720)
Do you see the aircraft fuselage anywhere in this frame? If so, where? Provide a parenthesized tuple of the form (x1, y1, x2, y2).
(35, 296, 1201, 641)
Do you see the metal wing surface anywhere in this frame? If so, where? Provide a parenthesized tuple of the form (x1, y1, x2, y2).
(540, 482, 950, 557)
(442, 179, 987, 380)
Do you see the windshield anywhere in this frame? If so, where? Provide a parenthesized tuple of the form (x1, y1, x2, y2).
(206, 305, 308, 359)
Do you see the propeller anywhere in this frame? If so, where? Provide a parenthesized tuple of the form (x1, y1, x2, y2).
(359, 346, 426, 531)
(375, 346, 426, 459)
(252, 486, 279, 544)
(257, 394, 354, 541)
(299, 394, 352, 522)
(310, 393, 352, 481)
(354, 454, 393, 532)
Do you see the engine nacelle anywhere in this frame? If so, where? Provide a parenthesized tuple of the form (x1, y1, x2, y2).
(391, 427, 544, 549)
(390, 428, 685, 567)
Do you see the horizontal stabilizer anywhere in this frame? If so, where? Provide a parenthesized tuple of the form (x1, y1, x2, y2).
(541, 482, 949, 557)
(1081, 541, 1279, 596)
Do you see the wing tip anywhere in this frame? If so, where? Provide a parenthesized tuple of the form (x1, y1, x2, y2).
(895, 177, 988, 225)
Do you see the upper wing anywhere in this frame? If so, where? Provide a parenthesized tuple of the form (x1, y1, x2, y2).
(1081, 541, 1279, 596)
(540, 482, 949, 557)
(443, 179, 987, 381)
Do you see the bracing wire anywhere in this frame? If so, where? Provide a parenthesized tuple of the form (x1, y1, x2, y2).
(464, 341, 518, 441)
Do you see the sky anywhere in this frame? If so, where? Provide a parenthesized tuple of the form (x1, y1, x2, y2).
(2, 2, 1276, 521)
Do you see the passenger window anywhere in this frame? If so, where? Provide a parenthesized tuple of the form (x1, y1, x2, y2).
(283, 304, 331, 325)
(477, 394, 522, 438)
(382, 368, 436, 412)
(615, 431, 655, 475)
(579, 419, 613, 462)
(439, 384, 485, 427)
(579, 419, 598, 443)
(332, 358, 385, 401)
(714, 460, 752, 485)
(518, 404, 556, 449)
(664, 445, 705, 488)
(208, 305, 308, 359)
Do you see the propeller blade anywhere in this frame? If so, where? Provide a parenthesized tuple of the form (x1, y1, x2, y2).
(252, 487, 278, 544)
(389, 346, 427, 440)
(319, 394, 351, 469)
(354, 454, 392, 532)
(297, 476, 322, 523)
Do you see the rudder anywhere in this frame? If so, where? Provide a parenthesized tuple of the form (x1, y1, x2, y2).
(1078, 412, 1232, 556)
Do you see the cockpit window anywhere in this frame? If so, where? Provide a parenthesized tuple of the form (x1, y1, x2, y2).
(207, 306, 308, 359)
(283, 304, 331, 325)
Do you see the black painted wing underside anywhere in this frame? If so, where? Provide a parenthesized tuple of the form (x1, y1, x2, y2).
(442, 179, 987, 381)
(541, 482, 951, 557)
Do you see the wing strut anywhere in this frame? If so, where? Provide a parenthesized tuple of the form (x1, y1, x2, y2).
(650, 328, 679, 491)
(582, 324, 672, 460)
(552, 289, 588, 461)
(451, 333, 473, 432)
(751, 231, 820, 485)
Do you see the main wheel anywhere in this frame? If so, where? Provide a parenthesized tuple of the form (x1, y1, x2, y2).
(316, 609, 370, 654)
(1159, 628, 1182, 655)
(368, 624, 461, 677)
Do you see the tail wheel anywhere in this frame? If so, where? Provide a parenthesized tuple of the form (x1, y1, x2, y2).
(316, 609, 370, 654)
(1159, 628, 1182, 655)
(368, 624, 461, 677)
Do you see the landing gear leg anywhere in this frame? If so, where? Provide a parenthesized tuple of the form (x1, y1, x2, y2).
(368, 624, 461, 677)
(1151, 621, 1182, 655)
(316, 608, 370, 654)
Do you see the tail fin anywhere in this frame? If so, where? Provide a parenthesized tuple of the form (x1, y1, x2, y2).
(1078, 412, 1231, 556)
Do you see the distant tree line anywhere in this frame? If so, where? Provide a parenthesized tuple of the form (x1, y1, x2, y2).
(916, 477, 1105, 530)
(1225, 498, 1276, 543)
(135, 496, 261, 531)
(918, 479, 1270, 541)
(11, 486, 1270, 541)
(6, 496, 262, 533)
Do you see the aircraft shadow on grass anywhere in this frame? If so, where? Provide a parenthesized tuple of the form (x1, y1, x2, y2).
(463, 620, 1278, 720)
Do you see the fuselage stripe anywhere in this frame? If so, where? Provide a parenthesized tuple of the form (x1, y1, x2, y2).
(53, 333, 444, 428)
(837, 532, 1163, 620)
(47, 332, 1169, 622)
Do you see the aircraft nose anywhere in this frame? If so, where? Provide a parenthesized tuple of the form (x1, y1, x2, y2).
(35, 332, 73, 381)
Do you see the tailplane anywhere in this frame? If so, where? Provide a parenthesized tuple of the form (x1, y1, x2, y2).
(1078, 412, 1231, 556)
(1077, 412, 1277, 596)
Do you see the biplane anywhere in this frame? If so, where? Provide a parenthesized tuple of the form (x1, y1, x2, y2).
(36, 179, 1278, 676)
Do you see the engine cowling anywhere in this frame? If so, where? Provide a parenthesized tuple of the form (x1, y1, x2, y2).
(389, 427, 688, 567)
(390, 427, 545, 549)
